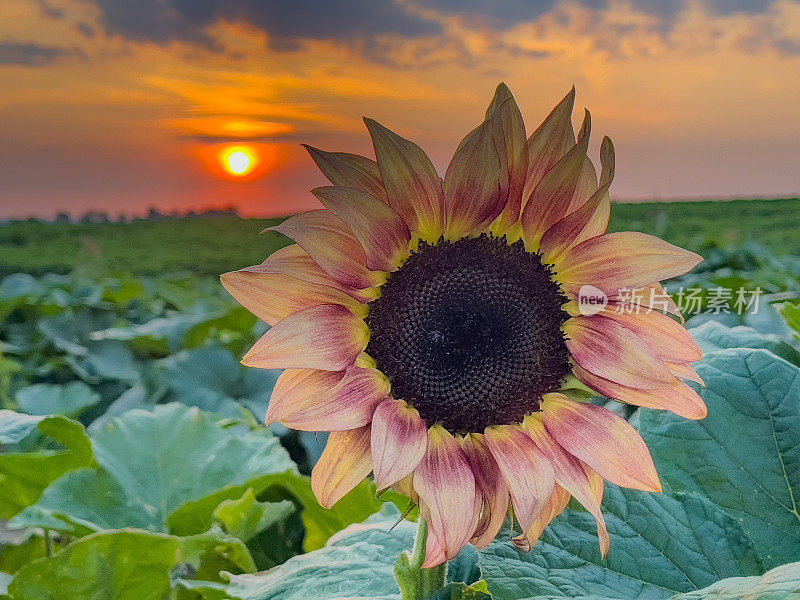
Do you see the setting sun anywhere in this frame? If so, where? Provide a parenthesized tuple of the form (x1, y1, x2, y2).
(222, 147, 256, 177)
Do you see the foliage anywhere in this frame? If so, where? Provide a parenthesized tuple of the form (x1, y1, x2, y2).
(2, 233, 800, 598)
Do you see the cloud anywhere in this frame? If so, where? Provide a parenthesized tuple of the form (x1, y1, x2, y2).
(0, 41, 83, 65)
(86, 0, 441, 48)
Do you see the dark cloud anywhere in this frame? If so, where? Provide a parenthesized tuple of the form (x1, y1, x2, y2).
(87, 0, 441, 49)
(413, 0, 776, 29)
(0, 42, 84, 66)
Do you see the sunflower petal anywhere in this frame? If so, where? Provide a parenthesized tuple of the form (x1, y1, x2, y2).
(601, 310, 702, 364)
(364, 118, 443, 239)
(443, 120, 503, 240)
(540, 136, 615, 261)
(572, 364, 707, 420)
(484, 424, 555, 533)
(564, 315, 678, 388)
(513, 485, 570, 551)
(312, 186, 411, 272)
(542, 393, 661, 492)
(414, 425, 477, 562)
(665, 361, 704, 385)
(521, 117, 592, 247)
(524, 416, 609, 555)
(268, 210, 385, 290)
(486, 84, 528, 231)
(558, 232, 703, 296)
(303, 145, 387, 202)
(370, 399, 427, 490)
(242, 304, 368, 371)
(311, 425, 372, 508)
(606, 282, 683, 323)
(422, 522, 447, 568)
(266, 366, 389, 431)
(221, 270, 367, 326)
(461, 433, 511, 549)
(522, 87, 576, 206)
(242, 244, 377, 303)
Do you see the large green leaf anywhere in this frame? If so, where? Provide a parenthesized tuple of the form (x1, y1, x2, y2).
(528, 562, 800, 600)
(477, 486, 763, 600)
(15, 382, 99, 418)
(11, 403, 295, 536)
(6, 527, 253, 600)
(640, 348, 800, 568)
(0, 413, 93, 519)
(212, 488, 294, 543)
(181, 504, 479, 600)
(690, 321, 800, 365)
(666, 561, 800, 600)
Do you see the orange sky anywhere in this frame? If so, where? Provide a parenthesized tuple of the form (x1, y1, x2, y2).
(1, 0, 799, 219)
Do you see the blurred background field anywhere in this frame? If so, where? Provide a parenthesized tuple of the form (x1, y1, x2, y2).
(2, 197, 799, 279)
(2, 198, 800, 597)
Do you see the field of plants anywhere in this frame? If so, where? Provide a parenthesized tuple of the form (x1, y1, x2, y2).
(1, 200, 800, 599)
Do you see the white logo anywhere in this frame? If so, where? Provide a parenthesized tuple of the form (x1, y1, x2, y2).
(578, 284, 608, 315)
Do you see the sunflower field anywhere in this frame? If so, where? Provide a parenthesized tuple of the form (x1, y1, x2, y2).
(1, 221, 800, 599)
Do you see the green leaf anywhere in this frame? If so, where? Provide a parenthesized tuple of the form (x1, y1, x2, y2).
(690, 321, 800, 365)
(640, 348, 800, 568)
(181, 503, 413, 600)
(779, 302, 800, 342)
(213, 488, 294, 542)
(158, 347, 279, 420)
(424, 581, 491, 600)
(477, 486, 763, 600)
(0, 413, 92, 519)
(11, 404, 295, 537)
(6, 527, 253, 600)
(277, 475, 404, 552)
(667, 561, 800, 600)
(16, 382, 100, 418)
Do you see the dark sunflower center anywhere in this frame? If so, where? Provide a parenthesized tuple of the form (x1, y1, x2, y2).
(365, 234, 571, 434)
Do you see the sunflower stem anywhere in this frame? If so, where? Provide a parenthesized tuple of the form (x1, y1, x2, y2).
(394, 516, 447, 600)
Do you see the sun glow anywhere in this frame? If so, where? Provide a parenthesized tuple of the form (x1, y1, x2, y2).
(222, 147, 256, 177)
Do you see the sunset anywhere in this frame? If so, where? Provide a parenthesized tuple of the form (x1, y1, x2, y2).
(1, 3, 800, 600)
(1, 0, 799, 218)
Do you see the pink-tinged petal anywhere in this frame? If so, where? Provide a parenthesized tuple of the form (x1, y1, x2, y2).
(484, 424, 555, 533)
(521, 115, 592, 247)
(558, 232, 703, 297)
(512, 485, 571, 551)
(606, 282, 683, 323)
(242, 304, 368, 371)
(266, 366, 389, 431)
(486, 84, 528, 231)
(442, 120, 503, 240)
(221, 270, 367, 326)
(311, 425, 372, 508)
(542, 393, 661, 492)
(243, 244, 378, 303)
(421, 514, 447, 568)
(414, 425, 477, 562)
(364, 118, 443, 239)
(540, 136, 615, 262)
(312, 186, 411, 272)
(522, 87, 576, 207)
(572, 364, 708, 420)
(524, 416, 609, 555)
(268, 210, 385, 290)
(371, 399, 427, 490)
(665, 361, 704, 385)
(461, 433, 511, 549)
(302, 144, 387, 202)
(565, 315, 678, 389)
(601, 310, 702, 364)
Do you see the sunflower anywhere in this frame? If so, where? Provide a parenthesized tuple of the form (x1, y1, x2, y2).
(222, 83, 705, 567)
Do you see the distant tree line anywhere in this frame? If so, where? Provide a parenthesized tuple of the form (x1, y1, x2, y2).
(45, 206, 242, 224)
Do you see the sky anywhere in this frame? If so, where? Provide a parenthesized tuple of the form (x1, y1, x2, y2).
(1, 0, 799, 219)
